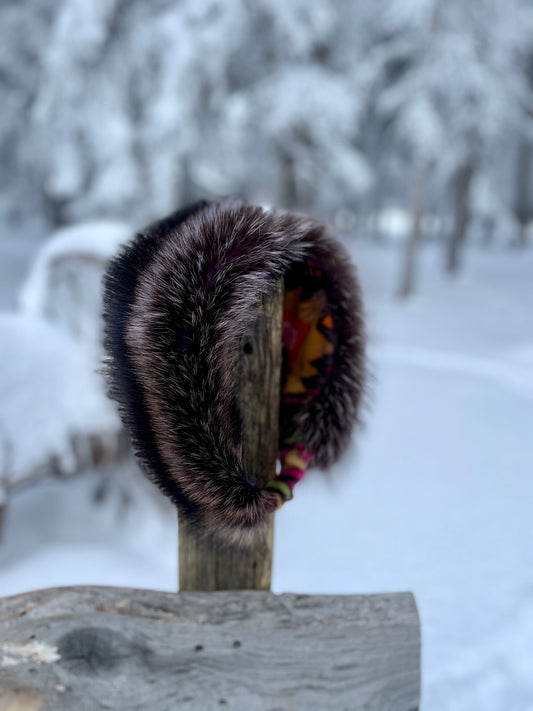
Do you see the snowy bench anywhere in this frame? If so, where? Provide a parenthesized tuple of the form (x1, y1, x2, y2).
(0, 222, 130, 530)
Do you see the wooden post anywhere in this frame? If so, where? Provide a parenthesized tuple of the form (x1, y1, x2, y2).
(178, 278, 284, 591)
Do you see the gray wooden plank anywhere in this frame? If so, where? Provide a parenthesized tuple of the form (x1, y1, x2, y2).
(0, 586, 420, 711)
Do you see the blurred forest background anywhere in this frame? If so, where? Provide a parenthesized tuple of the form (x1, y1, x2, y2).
(1, 3, 533, 709)
(1, 0, 533, 296)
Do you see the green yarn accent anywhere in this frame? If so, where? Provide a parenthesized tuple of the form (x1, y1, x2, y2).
(265, 480, 293, 501)
(281, 434, 301, 447)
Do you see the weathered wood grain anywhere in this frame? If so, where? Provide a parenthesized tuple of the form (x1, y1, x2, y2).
(0, 586, 420, 711)
(179, 279, 283, 591)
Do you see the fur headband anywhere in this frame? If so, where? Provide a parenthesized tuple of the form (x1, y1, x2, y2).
(103, 199, 366, 543)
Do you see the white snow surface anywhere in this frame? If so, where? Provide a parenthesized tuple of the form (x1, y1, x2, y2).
(0, 239, 532, 710)
(0, 313, 120, 485)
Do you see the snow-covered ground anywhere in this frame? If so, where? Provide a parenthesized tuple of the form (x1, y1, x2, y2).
(0, 236, 532, 710)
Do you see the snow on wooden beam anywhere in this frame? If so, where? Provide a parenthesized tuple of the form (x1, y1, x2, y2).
(0, 586, 420, 711)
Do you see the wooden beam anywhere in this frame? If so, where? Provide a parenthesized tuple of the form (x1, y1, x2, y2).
(0, 586, 421, 711)
(178, 279, 283, 591)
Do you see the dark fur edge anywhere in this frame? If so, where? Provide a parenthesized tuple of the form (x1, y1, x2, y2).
(103, 198, 367, 544)
(102, 201, 210, 524)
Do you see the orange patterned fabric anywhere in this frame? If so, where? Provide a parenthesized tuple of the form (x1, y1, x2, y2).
(281, 260, 337, 404)
(272, 259, 338, 503)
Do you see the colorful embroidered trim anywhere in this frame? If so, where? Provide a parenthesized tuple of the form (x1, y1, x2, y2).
(266, 443, 313, 508)
(268, 258, 338, 507)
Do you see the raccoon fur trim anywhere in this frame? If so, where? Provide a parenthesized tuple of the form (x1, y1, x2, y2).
(103, 199, 366, 543)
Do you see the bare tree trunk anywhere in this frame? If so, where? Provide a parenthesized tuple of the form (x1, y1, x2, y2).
(397, 158, 431, 299)
(446, 159, 475, 274)
(369, 186, 385, 243)
(512, 138, 533, 247)
(397, 0, 445, 297)
(0, 429, 11, 544)
(482, 216, 495, 246)
(179, 154, 197, 206)
(41, 190, 69, 229)
(276, 143, 298, 209)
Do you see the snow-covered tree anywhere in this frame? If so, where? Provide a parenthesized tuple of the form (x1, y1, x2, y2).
(357, 0, 533, 293)
(1, 0, 532, 294)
